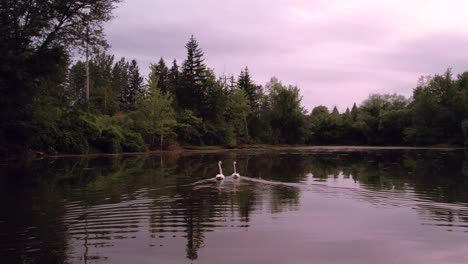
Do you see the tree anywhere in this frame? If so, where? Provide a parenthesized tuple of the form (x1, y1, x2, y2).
(136, 74, 177, 149)
(332, 106, 340, 115)
(227, 89, 252, 144)
(89, 51, 114, 113)
(238, 67, 262, 111)
(122, 59, 144, 109)
(112, 57, 129, 112)
(150, 58, 170, 94)
(0, 0, 121, 146)
(351, 103, 358, 121)
(267, 77, 307, 144)
(67, 61, 87, 104)
(179, 35, 207, 114)
(169, 59, 180, 97)
(356, 93, 409, 144)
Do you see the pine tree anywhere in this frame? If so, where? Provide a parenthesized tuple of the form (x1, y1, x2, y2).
(229, 75, 236, 90)
(180, 35, 207, 114)
(332, 106, 340, 115)
(351, 103, 358, 121)
(169, 59, 179, 95)
(238, 67, 261, 111)
(122, 59, 144, 109)
(150, 58, 170, 94)
(112, 58, 129, 111)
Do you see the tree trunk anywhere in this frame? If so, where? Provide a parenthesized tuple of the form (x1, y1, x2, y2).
(243, 116, 249, 143)
(160, 126, 164, 151)
(85, 25, 90, 107)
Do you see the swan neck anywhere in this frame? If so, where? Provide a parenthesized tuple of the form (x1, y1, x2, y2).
(234, 163, 237, 173)
(218, 163, 223, 174)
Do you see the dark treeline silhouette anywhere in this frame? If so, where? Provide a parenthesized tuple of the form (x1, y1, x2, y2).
(2, 1, 468, 157)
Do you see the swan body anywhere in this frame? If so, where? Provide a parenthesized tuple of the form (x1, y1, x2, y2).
(232, 161, 240, 178)
(216, 161, 225, 180)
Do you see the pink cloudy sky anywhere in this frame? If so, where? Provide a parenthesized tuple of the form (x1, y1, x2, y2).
(105, 0, 468, 111)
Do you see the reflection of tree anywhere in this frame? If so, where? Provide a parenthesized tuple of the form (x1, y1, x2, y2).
(235, 186, 257, 222)
(12, 150, 468, 262)
(306, 150, 468, 226)
(183, 193, 206, 261)
(270, 186, 300, 214)
(0, 161, 69, 264)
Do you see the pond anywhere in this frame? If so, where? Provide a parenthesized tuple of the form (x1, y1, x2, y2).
(1, 149, 468, 264)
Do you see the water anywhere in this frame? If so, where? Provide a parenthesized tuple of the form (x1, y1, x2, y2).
(1, 149, 468, 264)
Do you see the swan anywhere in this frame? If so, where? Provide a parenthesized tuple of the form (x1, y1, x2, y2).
(216, 161, 225, 181)
(232, 161, 240, 178)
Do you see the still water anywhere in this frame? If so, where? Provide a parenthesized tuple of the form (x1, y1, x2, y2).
(1, 149, 468, 264)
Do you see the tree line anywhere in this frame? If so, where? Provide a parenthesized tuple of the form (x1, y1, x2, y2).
(1, 1, 468, 157)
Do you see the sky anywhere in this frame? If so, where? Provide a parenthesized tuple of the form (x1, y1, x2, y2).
(105, 0, 468, 111)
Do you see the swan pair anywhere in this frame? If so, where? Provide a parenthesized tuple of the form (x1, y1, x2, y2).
(216, 161, 240, 181)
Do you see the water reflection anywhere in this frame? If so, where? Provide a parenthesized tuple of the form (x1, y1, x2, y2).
(0, 150, 468, 263)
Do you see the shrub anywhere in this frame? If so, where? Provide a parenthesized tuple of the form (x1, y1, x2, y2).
(99, 127, 123, 153)
(121, 131, 146, 152)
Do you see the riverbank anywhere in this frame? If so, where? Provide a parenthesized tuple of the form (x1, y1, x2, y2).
(7, 144, 463, 161)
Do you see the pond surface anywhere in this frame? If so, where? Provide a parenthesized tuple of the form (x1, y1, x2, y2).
(1, 149, 468, 264)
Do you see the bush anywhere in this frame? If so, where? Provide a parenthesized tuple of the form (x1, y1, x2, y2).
(99, 127, 123, 153)
(55, 129, 90, 154)
(121, 131, 146, 152)
(26, 105, 148, 154)
(27, 107, 92, 154)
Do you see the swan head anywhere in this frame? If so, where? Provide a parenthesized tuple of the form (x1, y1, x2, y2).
(218, 161, 222, 165)
(233, 161, 237, 165)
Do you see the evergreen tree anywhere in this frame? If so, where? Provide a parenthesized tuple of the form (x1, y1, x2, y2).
(180, 35, 207, 114)
(169, 59, 180, 96)
(229, 75, 237, 90)
(351, 103, 358, 121)
(150, 58, 170, 94)
(122, 59, 144, 109)
(238, 67, 262, 111)
(112, 58, 129, 111)
(332, 106, 340, 115)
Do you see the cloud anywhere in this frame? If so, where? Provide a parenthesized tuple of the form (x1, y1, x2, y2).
(104, 0, 468, 110)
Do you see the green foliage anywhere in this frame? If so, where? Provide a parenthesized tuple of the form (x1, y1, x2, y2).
(135, 74, 177, 149)
(122, 60, 144, 109)
(28, 106, 92, 154)
(405, 69, 465, 145)
(150, 58, 170, 94)
(267, 78, 307, 144)
(179, 35, 208, 115)
(175, 110, 203, 145)
(4, 13, 468, 156)
(0, 0, 120, 149)
(226, 89, 252, 143)
(121, 131, 146, 152)
(99, 127, 123, 153)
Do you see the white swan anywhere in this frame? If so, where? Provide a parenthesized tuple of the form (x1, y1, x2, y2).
(232, 161, 240, 178)
(216, 161, 225, 181)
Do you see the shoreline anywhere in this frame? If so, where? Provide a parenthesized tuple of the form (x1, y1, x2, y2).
(23, 144, 467, 160)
